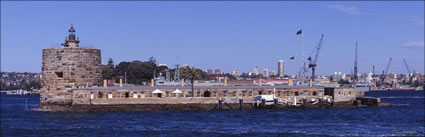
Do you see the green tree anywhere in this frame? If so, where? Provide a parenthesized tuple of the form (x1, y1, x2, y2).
(338, 79, 350, 85)
(224, 73, 236, 80)
(101, 64, 113, 80)
(125, 61, 156, 84)
(147, 57, 157, 67)
(156, 65, 169, 77)
(106, 58, 115, 69)
(181, 66, 203, 97)
(113, 61, 131, 81)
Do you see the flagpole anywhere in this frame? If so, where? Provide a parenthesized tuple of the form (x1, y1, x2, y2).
(301, 31, 305, 84)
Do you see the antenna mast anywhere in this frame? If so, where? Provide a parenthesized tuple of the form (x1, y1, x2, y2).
(354, 42, 358, 81)
(174, 56, 180, 83)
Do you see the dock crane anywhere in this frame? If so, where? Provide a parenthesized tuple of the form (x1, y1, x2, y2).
(402, 58, 411, 75)
(402, 58, 413, 86)
(308, 34, 324, 82)
(380, 57, 392, 87)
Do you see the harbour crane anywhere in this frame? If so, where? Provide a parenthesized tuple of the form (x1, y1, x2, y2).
(402, 58, 413, 86)
(402, 58, 411, 75)
(384, 57, 392, 76)
(380, 57, 392, 87)
(308, 34, 324, 82)
(354, 42, 358, 81)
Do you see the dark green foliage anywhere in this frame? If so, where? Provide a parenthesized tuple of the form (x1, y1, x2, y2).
(127, 61, 155, 84)
(224, 73, 236, 80)
(101, 57, 174, 85)
(338, 79, 350, 84)
(180, 66, 204, 97)
(106, 58, 115, 69)
(156, 65, 168, 77)
(101, 65, 113, 80)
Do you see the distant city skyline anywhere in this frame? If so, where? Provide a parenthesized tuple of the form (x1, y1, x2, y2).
(1, 1, 424, 75)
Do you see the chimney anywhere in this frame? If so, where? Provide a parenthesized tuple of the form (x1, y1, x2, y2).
(151, 79, 154, 87)
(181, 79, 185, 86)
(309, 79, 313, 87)
(103, 80, 107, 87)
(259, 79, 262, 86)
(224, 77, 227, 86)
(120, 79, 123, 87)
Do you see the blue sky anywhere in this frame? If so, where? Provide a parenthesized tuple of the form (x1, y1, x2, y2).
(1, 1, 424, 75)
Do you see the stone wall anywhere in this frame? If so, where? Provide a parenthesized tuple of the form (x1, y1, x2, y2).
(331, 88, 357, 102)
(40, 47, 102, 108)
(71, 87, 330, 105)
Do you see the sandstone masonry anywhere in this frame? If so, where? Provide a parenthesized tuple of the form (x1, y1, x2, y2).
(40, 25, 102, 108)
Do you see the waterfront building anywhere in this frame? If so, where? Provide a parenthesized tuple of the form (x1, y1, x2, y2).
(253, 78, 289, 86)
(333, 72, 346, 82)
(231, 70, 241, 78)
(207, 69, 214, 75)
(263, 69, 269, 78)
(215, 69, 221, 74)
(253, 66, 259, 75)
(278, 60, 285, 78)
(271, 71, 276, 77)
(366, 73, 373, 83)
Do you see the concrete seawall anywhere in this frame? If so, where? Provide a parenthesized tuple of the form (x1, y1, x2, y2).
(34, 96, 384, 112)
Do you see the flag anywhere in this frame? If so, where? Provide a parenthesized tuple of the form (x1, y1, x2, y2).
(296, 29, 302, 35)
(290, 56, 295, 60)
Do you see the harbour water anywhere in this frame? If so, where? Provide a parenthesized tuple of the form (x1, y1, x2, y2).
(1, 91, 424, 137)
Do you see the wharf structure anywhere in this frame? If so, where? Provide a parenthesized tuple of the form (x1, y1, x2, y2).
(38, 26, 378, 112)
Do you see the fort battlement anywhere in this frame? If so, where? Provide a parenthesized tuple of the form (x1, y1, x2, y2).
(40, 26, 102, 108)
(38, 26, 378, 112)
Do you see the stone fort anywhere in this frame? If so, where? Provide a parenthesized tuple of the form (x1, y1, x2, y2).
(40, 25, 102, 108)
(40, 26, 366, 111)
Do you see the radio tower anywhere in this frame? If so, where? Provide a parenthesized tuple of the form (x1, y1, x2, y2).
(354, 42, 358, 81)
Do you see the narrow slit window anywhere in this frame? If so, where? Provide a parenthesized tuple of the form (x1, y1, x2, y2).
(98, 92, 103, 98)
(55, 72, 63, 78)
(125, 92, 130, 98)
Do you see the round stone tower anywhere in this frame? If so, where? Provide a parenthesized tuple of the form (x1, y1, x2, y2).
(40, 25, 102, 108)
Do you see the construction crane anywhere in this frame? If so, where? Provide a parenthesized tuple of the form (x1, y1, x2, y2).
(402, 58, 413, 86)
(354, 42, 358, 81)
(384, 57, 392, 76)
(380, 57, 392, 87)
(402, 58, 411, 75)
(308, 34, 324, 82)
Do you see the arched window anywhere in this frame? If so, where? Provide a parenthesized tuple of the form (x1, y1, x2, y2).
(98, 91, 103, 98)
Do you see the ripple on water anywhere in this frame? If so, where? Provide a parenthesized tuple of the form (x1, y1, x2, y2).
(1, 91, 424, 137)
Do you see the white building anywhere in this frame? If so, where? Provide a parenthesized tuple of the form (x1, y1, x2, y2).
(278, 60, 285, 78)
(231, 70, 241, 78)
(253, 66, 259, 75)
(263, 69, 269, 78)
(333, 72, 346, 82)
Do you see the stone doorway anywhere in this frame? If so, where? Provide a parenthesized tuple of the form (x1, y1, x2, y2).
(204, 91, 211, 97)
